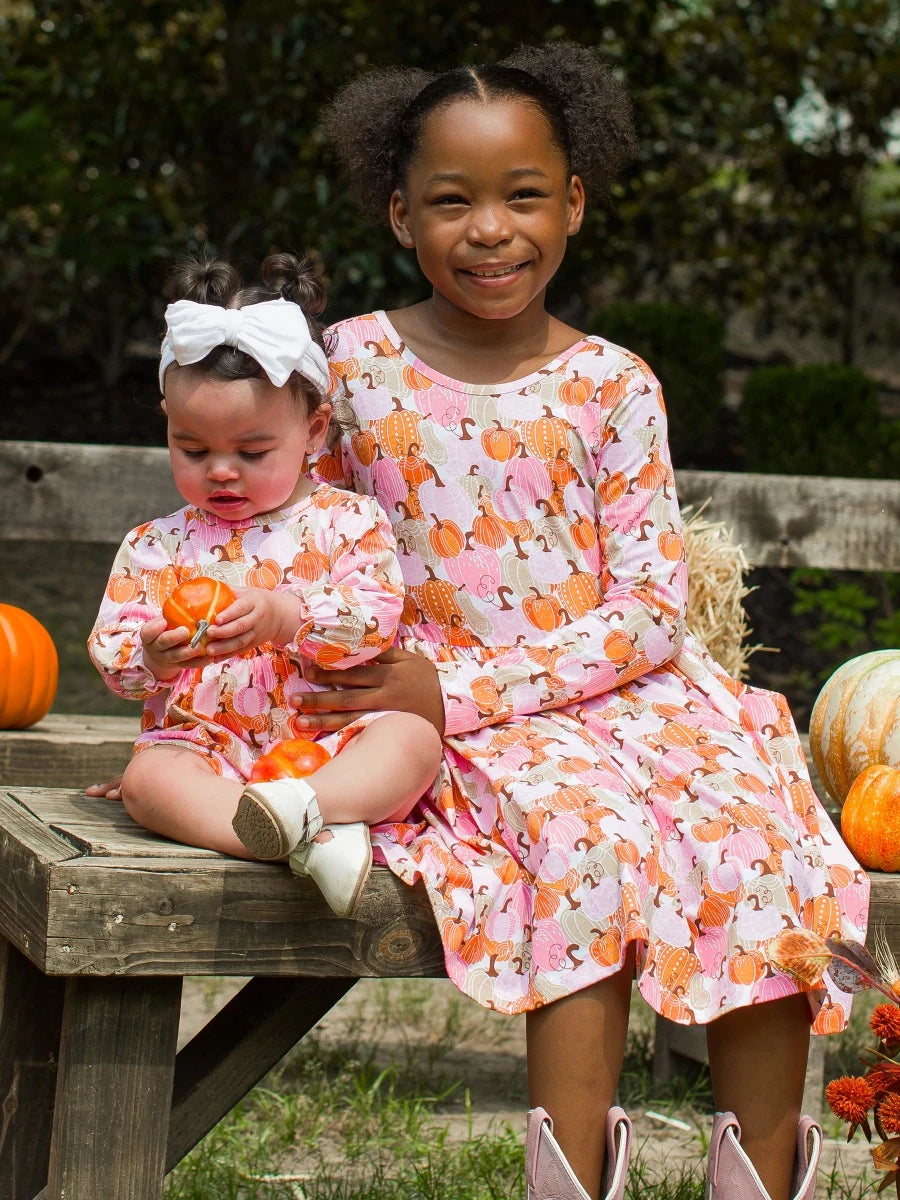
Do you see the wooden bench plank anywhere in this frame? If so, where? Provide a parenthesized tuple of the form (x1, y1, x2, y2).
(0, 715, 137, 789)
(676, 470, 900, 571)
(3, 440, 899, 570)
(0, 793, 79, 970)
(45, 857, 446, 978)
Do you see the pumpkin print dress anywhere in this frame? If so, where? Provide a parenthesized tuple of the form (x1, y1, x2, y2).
(89, 483, 405, 779)
(316, 311, 869, 1032)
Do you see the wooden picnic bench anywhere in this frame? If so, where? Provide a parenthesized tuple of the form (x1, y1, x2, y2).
(1, 439, 898, 1200)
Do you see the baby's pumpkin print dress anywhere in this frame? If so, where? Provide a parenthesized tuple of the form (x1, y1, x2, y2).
(90, 484, 404, 779)
(317, 311, 869, 1031)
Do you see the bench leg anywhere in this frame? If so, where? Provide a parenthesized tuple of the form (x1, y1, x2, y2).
(168, 976, 355, 1170)
(0, 938, 65, 1200)
(43, 975, 182, 1200)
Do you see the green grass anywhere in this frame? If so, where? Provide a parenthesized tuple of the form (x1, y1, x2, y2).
(164, 979, 878, 1200)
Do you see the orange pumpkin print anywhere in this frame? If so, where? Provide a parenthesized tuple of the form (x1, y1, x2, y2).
(429, 516, 466, 559)
(571, 513, 596, 551)
(521, 412, 569, 461)
(560, 370, 594, 408)
(481, 423, 520, 462)
(523, 589, 562, 632)
(658, 528, 683, 561)
(597, 470, 629, 505)
(246, 555, 282, 590)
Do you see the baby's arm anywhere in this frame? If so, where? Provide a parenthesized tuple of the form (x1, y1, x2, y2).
(437, 364, 688, 735)
(88, 523, 199, 699)
(206, 494, 404, 669)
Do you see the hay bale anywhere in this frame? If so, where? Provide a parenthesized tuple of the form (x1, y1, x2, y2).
(683, 502, 760, 680)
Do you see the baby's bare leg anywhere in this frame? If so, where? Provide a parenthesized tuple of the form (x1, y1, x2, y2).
(309, 712, 443, 825)
(121, 746, 251, 858)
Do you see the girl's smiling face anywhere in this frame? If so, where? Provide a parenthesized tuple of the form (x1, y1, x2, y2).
(389, 97, 585, 323)
(162, 368, 331, 520)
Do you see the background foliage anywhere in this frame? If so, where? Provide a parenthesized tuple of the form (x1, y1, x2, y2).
(1, 0, 898, 459)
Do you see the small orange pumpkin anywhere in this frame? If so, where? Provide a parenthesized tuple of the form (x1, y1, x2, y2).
(162, 577, 237, 648)
(840, 764, 900, 872)
(0, 604, 59, 729)
(249, 738, 332, 782)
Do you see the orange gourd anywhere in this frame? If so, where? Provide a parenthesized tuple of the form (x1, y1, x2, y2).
(840, 764, 900, 872)
(809, 650, 900, 804)
(0, 604, 58, 729)
(162, 577, 237, 648)
(249, 738, 331, 782)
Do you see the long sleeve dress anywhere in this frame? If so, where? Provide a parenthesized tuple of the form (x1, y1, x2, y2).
(314, 310, 869, 1032)
(89, 483, 404, 780)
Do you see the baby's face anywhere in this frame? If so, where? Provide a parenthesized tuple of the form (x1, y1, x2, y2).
(162, 367, 331, 520)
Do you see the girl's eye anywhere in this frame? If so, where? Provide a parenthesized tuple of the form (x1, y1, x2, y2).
(239, 451, 268, 462)
(181, 449, 207, 460)
(433, 194, 468, 207)
(511, 188, 546, 201)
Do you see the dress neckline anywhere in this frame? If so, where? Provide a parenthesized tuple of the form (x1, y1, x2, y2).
(374, 310, 593, 395)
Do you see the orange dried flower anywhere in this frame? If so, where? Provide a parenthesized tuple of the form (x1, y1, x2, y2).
(872, 1004, 900, 1044)
(826, 1076, 876, 1125)
(868, 1065, 900, 1096)
(768, 928, 832, 987)
(879, 1094, 900, 1136)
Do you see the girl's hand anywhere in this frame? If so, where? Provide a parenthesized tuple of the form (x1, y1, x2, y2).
(294, 647, 445, 736)
(204, 589, 303, 658)
(140, 616, 207, 681)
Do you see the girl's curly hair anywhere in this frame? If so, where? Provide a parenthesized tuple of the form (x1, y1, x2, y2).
(320, 42, 635, 223)
(164, 252, 330, 411)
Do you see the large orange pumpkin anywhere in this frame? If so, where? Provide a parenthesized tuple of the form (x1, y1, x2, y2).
(162, 577, 237, 648)
(809, 650, 900, 804)
(249, 738, 331, 782)
(840, 764, 900, 872)
(0, 604, 58, 729)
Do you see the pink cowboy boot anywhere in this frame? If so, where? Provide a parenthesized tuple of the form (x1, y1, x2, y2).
(706, 1112, 821, 1200)
(525, 1105, 632, 1200)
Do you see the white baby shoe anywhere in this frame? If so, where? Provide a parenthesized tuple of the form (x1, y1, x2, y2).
(232, 777, 324, 861)
(289, 822, 373, 918)
(232, 778, 372, 917)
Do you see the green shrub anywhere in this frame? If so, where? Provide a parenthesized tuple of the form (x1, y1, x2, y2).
(588, 302, 726, 469)
(739, 364, 897, 478)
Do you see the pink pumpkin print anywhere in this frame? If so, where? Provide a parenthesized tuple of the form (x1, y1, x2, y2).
(504, 455, 551, 505)
(372, 456, 407, 516)
(532, 919, 570, 971)
(445, 547, 502, 600)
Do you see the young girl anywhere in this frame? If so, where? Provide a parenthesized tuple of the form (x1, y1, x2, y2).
(88, 252, 442, 918)
(298, 45, 868, 1200)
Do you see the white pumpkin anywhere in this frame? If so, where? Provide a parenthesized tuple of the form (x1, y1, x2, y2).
(809, 649, 900, 804)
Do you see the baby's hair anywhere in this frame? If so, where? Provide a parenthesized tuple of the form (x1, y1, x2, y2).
(164, 252, 330, 411)
(320, 42, 636, 223)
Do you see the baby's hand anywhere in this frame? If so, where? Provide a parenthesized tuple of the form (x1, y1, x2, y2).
(140, 616, 208, 681)
(204, 589, 303, 657)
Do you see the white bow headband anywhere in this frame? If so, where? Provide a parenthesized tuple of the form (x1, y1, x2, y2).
(158, 297, 329, 396)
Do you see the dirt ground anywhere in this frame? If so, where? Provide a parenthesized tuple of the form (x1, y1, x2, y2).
(179, 977, 878, 1193)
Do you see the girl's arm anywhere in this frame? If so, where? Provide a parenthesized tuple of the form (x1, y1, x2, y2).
(437, 368, 687, 734)
(87, 523, 181, 700)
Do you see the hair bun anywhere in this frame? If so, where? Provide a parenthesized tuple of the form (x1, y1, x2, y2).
(260, 252, 328, 316)
(500, 43, 636, 199)
(166, 256, 240, 304)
